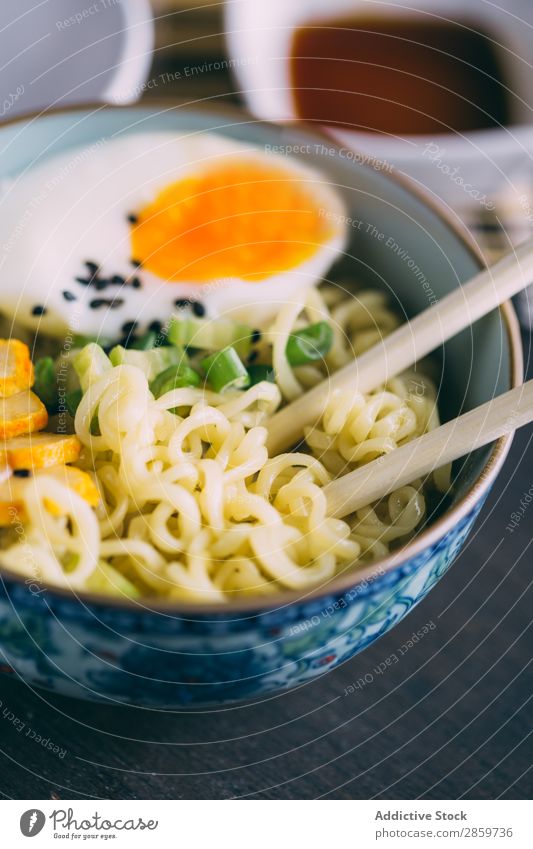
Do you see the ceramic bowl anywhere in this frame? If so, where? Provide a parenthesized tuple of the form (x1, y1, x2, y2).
(0, 0, 154, 117)
(225, 0, 533, 207)
(0, 104, 522, 707)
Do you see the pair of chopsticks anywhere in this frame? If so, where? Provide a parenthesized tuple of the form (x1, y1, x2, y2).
(265, 237, 533, 519)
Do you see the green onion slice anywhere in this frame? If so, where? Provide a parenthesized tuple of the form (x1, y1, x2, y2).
(247, 364, 276, 386)
(285, 321, 333, 366)
(168, 317, 253, 360)
(131, 330, 158, 350)
(33, 357, 58, 411)
(65, 389, 83, 417)
(150, 364, 201, 398)
(201, 347, 250, 393)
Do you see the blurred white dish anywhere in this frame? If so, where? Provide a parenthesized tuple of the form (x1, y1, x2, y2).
(225, 0, 533, 207)
(0, 0, 153, 118)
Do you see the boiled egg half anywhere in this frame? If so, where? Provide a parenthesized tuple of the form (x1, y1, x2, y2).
(0, 132, 348, 338)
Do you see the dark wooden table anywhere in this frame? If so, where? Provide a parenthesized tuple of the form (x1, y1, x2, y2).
(0, 9, 532, 801)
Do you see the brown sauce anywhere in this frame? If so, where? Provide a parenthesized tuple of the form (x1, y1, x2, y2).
(291, 18, 510, 135)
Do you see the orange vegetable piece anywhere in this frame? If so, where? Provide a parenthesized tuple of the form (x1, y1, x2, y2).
(0, 432, 81, 470)
(0, 339, 34, 397)
(0, 390, 48, 440)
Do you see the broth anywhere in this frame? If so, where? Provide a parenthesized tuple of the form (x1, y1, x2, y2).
(291, 17, 510, 135)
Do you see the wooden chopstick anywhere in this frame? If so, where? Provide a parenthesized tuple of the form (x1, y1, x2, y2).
(266, 236, 533, 455)
(324, 379, 533, 519)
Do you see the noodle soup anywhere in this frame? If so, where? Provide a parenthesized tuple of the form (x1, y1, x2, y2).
(0, 106, 519, 706)
(0, 131, 452, 603)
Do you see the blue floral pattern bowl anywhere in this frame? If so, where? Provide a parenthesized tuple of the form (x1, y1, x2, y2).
(0, 105, 522, 707)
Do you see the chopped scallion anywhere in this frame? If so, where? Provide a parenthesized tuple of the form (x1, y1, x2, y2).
(131, 330, 158, 350)
(33, 357, 58, 411)
(65, 389, 83, 417)
(150, 364, 201, 398)
(168, 317, 253, 359)
(285, 321, 333, 366)
(247, 364, 276, 386)
(86, 561, 141, 598)
(201, 347, 250, 392)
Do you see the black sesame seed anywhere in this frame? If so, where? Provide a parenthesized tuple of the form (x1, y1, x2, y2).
(31, 305, 46, 316)
(174, 298, 190, 309)
(110, 275, 126, 286)
(14, 469, 31, 478)
(248, 349, 259, 364)
(149, 320, 162, 333)
(85, 261, 100, 275)
(192, 300, 206, 317)
(121, 320, 138, 334)
(76, 274, 109, 290)
(251, 328, 262, 344)
(127, 214, 138, 224)
(62, 290, 77, 302)
(131, 258, 142, 268)
(89, 298, 125, 310)
(130, 277, 142, 289)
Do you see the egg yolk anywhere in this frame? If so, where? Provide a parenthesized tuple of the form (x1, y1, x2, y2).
(130, 160, 335, 282)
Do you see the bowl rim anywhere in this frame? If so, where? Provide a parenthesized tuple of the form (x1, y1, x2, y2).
(0, 100, 523, 617)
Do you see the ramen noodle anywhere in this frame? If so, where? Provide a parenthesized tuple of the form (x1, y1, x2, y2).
(0, 284, 449, 602)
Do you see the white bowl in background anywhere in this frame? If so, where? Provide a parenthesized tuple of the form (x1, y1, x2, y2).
(0, 0, 154, 118)
(225, 0, 533, 208)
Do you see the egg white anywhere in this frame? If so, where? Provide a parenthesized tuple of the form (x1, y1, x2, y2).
(0, 132, 347, 340)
